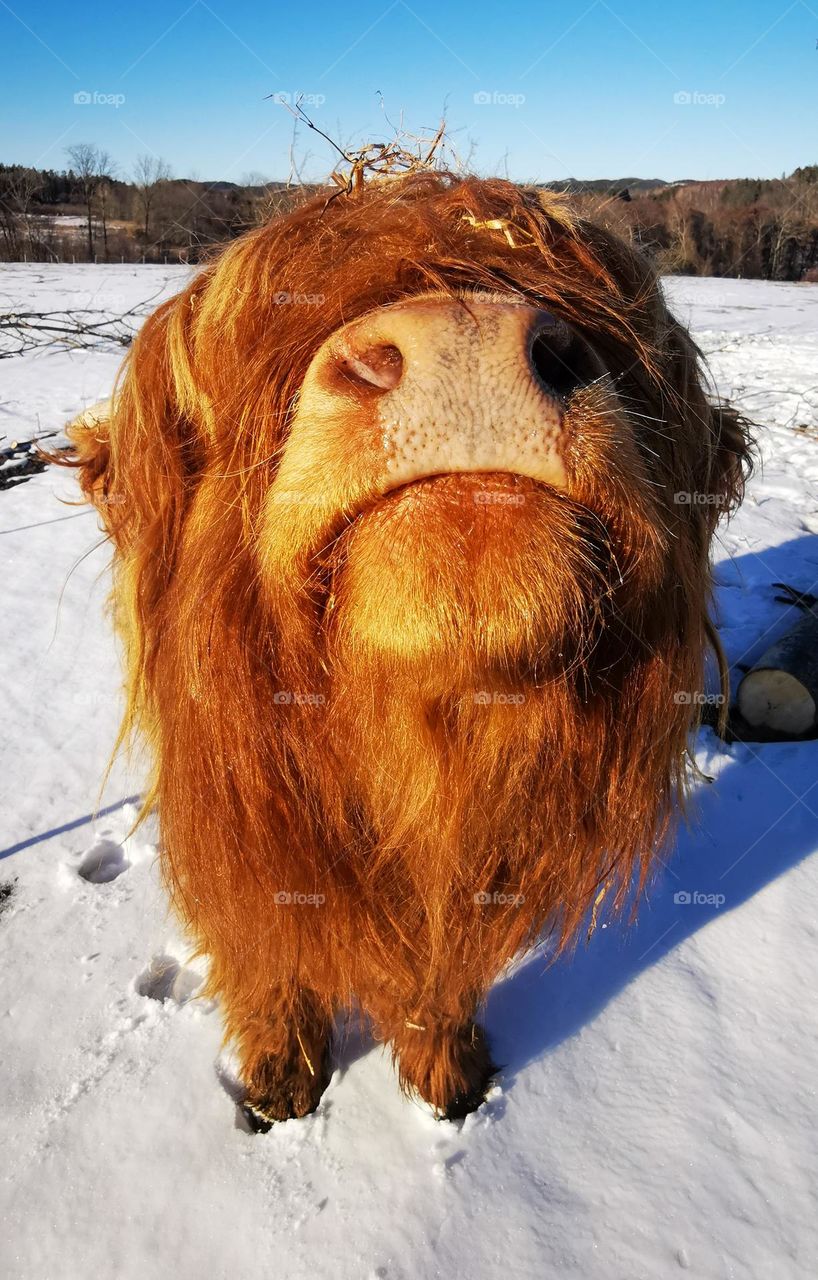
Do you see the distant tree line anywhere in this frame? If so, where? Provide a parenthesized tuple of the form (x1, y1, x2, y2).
(549, 166, 818, 281)
(2, 148, 818, 280)
(0, 144, 305, 264)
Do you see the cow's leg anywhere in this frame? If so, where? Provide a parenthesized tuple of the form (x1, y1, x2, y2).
(220, 981, 333, 1130)
(373, 1002, 498, 1119)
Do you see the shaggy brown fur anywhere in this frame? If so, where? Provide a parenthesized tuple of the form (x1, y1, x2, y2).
(65, 173, 752, 1124)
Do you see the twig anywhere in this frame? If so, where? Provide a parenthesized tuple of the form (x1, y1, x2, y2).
(267, 95, 449, 208)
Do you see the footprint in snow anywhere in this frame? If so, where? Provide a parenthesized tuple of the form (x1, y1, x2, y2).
(0, 880, 16, 919)
(136, 954, 203, 1005)
(77, 836, 129, 884)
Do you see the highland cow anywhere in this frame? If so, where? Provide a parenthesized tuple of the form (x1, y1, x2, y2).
(68, 173, 752, 1128)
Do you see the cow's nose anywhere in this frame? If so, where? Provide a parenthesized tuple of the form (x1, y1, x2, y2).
(326, 300, 599, 403)
(298, 297, 598, 493)
(335, 340, 405, 392)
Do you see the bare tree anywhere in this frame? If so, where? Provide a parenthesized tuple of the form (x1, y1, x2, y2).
(0, 166, 55, 261)
(133, 154, 171, 246)
(95, 150, 117, 261)
(770, 204, 801, 280)
(65, 143, 100, 259)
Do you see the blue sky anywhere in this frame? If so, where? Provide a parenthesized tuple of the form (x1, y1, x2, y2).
(1, 0, 816, 183)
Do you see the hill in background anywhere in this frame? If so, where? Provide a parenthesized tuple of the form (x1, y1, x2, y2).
(2, 159, 817, 281)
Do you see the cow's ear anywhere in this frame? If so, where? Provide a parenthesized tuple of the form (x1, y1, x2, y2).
(65, 399, 115, 526)
(662, 319, 754, 529)
(61, 293, 205, 690)
(709, 399, 754, 516)
(65, 291, 201, 561)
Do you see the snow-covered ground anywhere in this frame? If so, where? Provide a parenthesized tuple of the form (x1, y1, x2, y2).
(1, 266, 817, 1280)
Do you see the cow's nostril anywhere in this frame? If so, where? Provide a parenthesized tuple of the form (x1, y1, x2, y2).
(337, 342, 404, 392)
(530, 325, 598, 401)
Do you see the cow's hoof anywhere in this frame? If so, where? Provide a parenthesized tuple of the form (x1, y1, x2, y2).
(398, 1019, 499, 1119)
(440, 1074, 497, 1121)
(241, 1042, 332, 1130)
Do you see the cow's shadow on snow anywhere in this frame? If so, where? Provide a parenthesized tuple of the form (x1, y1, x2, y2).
(486, 532, 818, 1084)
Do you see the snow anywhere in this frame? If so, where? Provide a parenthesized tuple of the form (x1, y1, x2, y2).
(1, 266, 817, 1280)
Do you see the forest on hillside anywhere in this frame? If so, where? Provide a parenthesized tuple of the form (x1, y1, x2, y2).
(580, 167, 818, 281)
(2, 147, 817, 280)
